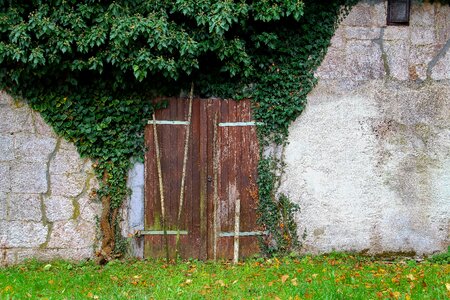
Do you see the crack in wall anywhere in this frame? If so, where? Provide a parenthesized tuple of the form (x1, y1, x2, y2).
(426, 38, 450, 79)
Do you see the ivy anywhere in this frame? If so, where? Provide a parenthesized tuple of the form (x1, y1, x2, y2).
(0, 0, 359, 260)
(3, 0, 446, 260)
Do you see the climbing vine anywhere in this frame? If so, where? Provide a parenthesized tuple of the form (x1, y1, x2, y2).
(7, 0, 446, 260)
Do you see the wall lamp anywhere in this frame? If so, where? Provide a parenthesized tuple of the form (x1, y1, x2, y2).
(387, 0, 411, 25)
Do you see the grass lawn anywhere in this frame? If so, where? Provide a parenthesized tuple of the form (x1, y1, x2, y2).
(0, 253, 448, 299)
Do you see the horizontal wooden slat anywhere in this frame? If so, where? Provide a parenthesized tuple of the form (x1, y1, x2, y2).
(218, 121, 263, 127)
(218, 231, 268, 237)
(138, 230, 188, 236)
(147, 120, 190, 125)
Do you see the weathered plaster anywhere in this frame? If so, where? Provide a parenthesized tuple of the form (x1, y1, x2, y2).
(281, 0, 450, 255)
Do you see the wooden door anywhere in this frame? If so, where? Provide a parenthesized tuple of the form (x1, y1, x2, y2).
(143, 98, 260, 260)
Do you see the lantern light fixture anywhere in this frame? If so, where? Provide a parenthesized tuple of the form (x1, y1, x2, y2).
(387, 0, 411, 26)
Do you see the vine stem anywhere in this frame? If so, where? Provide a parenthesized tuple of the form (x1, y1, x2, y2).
(175, 83, 194, 262)
(152, 113, 170, 263)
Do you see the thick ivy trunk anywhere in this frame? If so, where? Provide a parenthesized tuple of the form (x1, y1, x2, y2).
(97, 171, 115, 264)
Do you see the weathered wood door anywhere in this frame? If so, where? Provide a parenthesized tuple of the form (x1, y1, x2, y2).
(144, 98, 260, 260)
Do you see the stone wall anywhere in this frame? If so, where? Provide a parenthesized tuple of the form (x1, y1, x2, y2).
(281, 0, 450, 255)
(0, 92, 101, 265)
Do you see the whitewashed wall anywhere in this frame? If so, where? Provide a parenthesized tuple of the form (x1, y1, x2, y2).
(281, 0, 450, 255)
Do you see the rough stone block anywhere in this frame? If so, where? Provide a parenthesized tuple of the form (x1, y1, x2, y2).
(0, 135, 14, 161)
(9, 194, 42, 221)
(329, 28, 346, 49)
(435, 5, 450, 45)
(48, 220, 96, 249)
(0, 221, 6, 244)
(0, 248, 16, 266)
(0, 163, 11, 192)
(0, 91, 13, 105)
(345, 27, 381, 40)
(342, 4, 372, 27)
(410, 2, 435, 27)
(316, 50, 349, 80)
(384, 41, 410, 81)
(409, 45, 438, 80)
(11, 162, 48, 193)
(383, 26, 410, 41)
(78, 196, 101, 223)
(431, 51, 450, 80)
(51, 173, 86, 197)
(32, 112, 57, 138)
(372, 1, 387, 27)
(59, 139, 78, 152)
(0, 193, 6, 220)
(14, 135, 57, 162)
(409, 45, 438, 65)
(50, 149, 84, 175)
(14, 248, 94, 262)
(0, 105, 34, 134)
(44, 196, 74, 222)
(6, 221, 48, 248)
(345, 41, 385, 81)
(411, 28, 435, 46)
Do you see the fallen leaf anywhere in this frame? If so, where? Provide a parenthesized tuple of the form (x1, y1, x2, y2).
(43, 264, 52, 271)
(185, 279, 193, 285)
(48, 280, 54, 285)
(406, 274, 416, 281)
(281, 274, 289, 283)
(215, 280, 225, 287)
(4, 286, 13, 292)
(312, 274, 318, 278)
(291, 278, 298, 286)
(446, 283, 450, 292)
(390, 291, 401, 299)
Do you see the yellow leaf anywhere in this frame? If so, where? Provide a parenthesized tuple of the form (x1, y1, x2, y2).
(185, 279, 193, 285)
(215, 280, 225, 287)
(406, 274, 416, 281)
(48, 280, 54, 285)
(291, 278, 298, 286)
(275, 297, 281, 300)
(391, 291, 401, 299)
(4, 286, 13, 292)
(281, 274, 289, 283)
(312, 274, 318, 278)
(405, 294, 411, 300)
(446, 283, 450, 291)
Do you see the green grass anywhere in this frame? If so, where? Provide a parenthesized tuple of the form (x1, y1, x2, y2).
(0, 253, 448, 299)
